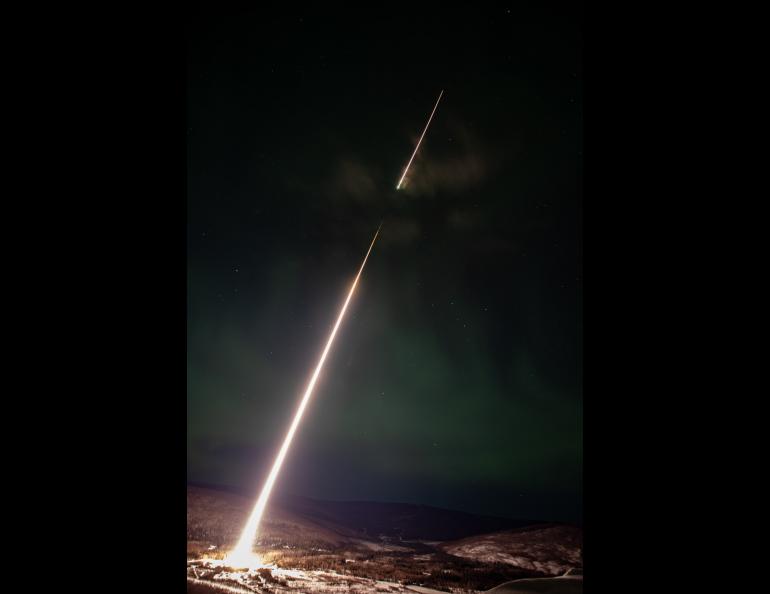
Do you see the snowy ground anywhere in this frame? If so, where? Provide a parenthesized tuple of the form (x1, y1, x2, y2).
(187, 560, 582, 593)
(187, 559, 469, 593)
(440, 526, 582, 577)
(187, 487, 582, 592)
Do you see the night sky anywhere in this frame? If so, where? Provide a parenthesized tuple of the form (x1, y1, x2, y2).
(187, 4, 582, 524)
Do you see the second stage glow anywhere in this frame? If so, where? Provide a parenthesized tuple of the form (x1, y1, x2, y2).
(396, 89, 444, 190)
(226, 224, 382, 568)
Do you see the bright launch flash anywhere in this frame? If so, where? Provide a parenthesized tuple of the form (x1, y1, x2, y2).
(396, 89, 444, 190)
(226, 224, 382, 569)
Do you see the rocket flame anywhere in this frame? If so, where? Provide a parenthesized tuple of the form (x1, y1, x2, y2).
(226, 224, 382, 568)
(396, 90, 444, 190)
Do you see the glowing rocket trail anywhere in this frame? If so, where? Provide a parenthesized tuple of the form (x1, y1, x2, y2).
(227, 224, 382, 568)
(396, 89, 444, 190)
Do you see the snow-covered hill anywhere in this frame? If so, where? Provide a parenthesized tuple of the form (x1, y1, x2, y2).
(440, 525, 582, 576)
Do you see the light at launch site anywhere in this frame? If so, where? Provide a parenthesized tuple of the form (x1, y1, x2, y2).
(225, 224, 382, 568)
(396, 89, 444, 190)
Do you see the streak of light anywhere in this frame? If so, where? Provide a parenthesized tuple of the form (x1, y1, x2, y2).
(396, 90, 444, 190)
(226, 223, 382, 567)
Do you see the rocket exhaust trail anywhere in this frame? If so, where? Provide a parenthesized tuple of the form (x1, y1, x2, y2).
(227, 223, 382, 567)
(396, 89, 444, 190)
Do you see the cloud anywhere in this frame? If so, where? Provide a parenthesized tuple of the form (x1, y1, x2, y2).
(326, 158, 378, 203)
(406, 154, 487, 195)
(399, 121, 495, 197)
(380, 215, 420, 245)
(446, 207, 483, 232)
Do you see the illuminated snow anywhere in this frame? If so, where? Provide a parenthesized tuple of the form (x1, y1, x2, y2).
(187, 561, 454, 593)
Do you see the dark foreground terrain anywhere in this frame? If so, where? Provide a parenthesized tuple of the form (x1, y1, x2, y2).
(187, 485, 582, 593)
